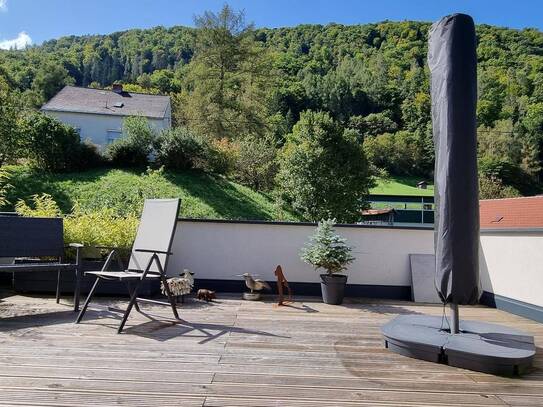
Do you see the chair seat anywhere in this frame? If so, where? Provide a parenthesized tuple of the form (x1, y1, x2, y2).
(85, 270, 161, 280)
(0, 263, 76, 272)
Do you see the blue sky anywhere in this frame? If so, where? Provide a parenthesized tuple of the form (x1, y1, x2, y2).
(0, 0, 541, 49)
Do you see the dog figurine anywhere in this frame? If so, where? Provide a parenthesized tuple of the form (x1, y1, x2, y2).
(197, 289, 216, 302)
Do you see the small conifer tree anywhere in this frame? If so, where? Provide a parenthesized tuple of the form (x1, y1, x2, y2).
(300, 219, 354, 275)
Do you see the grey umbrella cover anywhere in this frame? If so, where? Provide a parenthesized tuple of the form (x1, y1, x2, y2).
(428, 14, 481, 305)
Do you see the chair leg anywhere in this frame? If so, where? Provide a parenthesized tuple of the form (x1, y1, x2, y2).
(73, 263, 82, 312)
(75, 277, 101, 324)
(118, 279, 143, 334)
(160, 274, 180, 320)
(55, 270, 61, 304)
(126, 281, 140, 312)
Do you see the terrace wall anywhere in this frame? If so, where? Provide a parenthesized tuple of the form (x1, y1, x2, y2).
(479, 228, 543, 321)
(169, 219, 434, 299)
(169, 220, 543, 321)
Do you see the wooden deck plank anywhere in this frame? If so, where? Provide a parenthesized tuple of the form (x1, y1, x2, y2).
(0, 293, 541, 406)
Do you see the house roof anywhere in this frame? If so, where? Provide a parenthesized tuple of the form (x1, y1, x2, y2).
(480, 196, 543, 229)
(41, 86, 170, 119)
(362, 208, 396, 216)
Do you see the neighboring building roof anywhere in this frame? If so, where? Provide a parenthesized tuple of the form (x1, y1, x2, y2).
(362, 208, 396, 216)
(480, 196, 543, 229)
(41, 86, 170, 119)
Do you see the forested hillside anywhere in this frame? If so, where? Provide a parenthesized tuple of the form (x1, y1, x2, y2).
(1, 7, 542, 215)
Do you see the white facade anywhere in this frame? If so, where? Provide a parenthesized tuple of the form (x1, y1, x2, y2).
(168, 220, 543, 309)
(46, 106, 171, 150)
(479, 230, 543, 308)
(169, 221, 434, 286)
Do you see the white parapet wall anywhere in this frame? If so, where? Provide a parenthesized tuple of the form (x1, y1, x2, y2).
(480, 229, 543, 309)
(167, 219, 543, 320)
(169, 220, 434, 288)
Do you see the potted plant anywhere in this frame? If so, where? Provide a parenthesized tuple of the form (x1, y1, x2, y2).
(300, 219, 354, 305)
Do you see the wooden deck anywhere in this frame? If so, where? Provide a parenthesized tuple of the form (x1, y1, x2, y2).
(0, 291, 542, 407)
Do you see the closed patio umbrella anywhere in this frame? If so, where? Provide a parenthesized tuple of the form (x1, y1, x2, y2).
(381, 13, 535, 375)
(429, 13, 481, 332)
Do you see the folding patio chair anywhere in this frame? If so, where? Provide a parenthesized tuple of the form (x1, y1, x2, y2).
(75, 198, 181, 333)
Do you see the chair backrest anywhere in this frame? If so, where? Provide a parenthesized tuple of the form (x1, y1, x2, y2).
(127, 199, 180, 274)
(0, 216, 64, 258)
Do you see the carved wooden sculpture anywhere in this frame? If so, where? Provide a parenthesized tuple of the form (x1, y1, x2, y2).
(197, 289, 216, 302)
(274, 265, 292, 306)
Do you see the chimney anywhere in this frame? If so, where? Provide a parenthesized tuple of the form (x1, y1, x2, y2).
(112, 84, 123, 94)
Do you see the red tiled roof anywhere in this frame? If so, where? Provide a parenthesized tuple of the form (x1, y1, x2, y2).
(480, 196, 543, 229)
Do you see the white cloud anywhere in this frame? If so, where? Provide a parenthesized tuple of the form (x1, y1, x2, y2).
(0, 31, 32, 50)
(0, 0, 7, 12)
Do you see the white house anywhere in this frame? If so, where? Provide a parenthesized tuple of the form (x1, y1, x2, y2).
(41, 84, 171, 149)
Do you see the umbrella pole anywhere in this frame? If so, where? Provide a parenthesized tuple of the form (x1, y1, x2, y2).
(450, 303, 460, 334)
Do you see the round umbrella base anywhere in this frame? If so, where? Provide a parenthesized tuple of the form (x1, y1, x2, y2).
(382, 315, 535, 376)
(243, 292, 261, 301)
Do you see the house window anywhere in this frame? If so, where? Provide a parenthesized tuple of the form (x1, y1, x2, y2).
(106, 130, 122, 144)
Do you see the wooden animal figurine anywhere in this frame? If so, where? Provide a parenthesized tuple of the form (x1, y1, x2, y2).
(197, 289, 216, 302)
(241, 273, 271, 293)
(181, 269, 194, 288)
(274, 265, 292, 306)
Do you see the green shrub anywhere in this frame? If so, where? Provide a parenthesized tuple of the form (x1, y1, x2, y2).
(155, 127, 207, 170)
(77, 140, 104, 169)
(107, 141, 150, 168)
(15, 193, 62, 217)
(15, 193, 138, 257)
(65, 204, 138, 258)
(154, 127, 230, 174)
(106, 116, 155, 167)
(19, 112, 82, 172)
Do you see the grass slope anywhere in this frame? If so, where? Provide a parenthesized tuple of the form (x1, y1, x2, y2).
(4, 166, 298, 221)
(370, 176, 434, 196)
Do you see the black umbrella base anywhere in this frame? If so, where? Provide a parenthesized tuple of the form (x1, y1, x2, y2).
(382, 315, 536, 376)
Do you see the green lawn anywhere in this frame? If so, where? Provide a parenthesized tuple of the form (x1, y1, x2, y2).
(370, 176, 434, 196)
(3, 166, 299, 221)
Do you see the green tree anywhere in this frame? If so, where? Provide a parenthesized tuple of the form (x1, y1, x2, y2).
(19, 112, 81, 172)
(479, 175, 520, 200)
(178, 5, 273, 140)
(31, 62, 74, 105)
(277, 111, 373, 222)
(234, 135, 277, 191)
(0, 79, 21, 166)
(0, 168, 11, 208)
(520, 138, 542, 178)
(150, 69, 176, 93)
(348, 112, 398, 139)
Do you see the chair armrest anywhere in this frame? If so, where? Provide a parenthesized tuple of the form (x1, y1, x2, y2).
(94, 245, 121, 250)
(134, 248, 173, 255)
(68, 243, 84, 248)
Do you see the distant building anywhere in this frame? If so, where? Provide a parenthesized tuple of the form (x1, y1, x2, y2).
(479, 196, 543, 229)
(41, 85, 171, 149)
(417, 181, 429, 190)
(361, 208, 396, 225)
